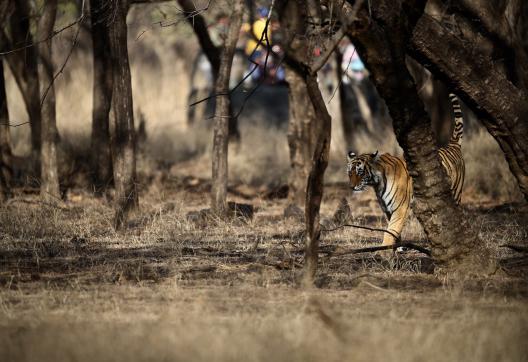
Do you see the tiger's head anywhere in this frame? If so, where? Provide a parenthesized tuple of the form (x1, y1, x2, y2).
(346, 151, 379, 191)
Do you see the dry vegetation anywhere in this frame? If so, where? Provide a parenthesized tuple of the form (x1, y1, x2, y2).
(1, 5, 527, 361)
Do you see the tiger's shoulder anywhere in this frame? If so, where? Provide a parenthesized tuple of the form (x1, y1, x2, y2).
(378, 153, 408, 169)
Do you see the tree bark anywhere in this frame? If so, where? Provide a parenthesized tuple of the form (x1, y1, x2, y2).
(90, 0, 114, 194)
(6, 0, 41, 160)
(38, 0, 60, 203)
(303, 72, 332, 286)
(108, 0, 138, 229)
(210, 0, 244, 215)
(409, 13, 528, 200)
(346, 0, 482, 270)
(446, 0, 528, 91)
(0, 60, 11, 201)
(285, 64, 317, 210)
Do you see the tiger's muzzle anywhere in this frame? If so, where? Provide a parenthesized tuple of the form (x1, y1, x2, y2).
(349, 171, 367, 191)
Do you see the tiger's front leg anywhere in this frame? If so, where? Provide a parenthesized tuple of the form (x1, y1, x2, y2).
(381, 200, 410, 246)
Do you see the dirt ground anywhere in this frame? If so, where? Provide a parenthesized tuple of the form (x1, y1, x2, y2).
(0, 161, 527, 362)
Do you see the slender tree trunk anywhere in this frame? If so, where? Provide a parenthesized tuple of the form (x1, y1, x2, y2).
(108, 0, 138, 229)
(7, 0, 41, 161)
(38, 0, 60, 202)
(177, 0, 240, 142)
(303, 72, 332, 286)
(285, 64, 317, 210)
(347, 0, 485, 271)
(90, 0, 113, 194)
(277, 0, 333, 285)
(210, 0, 244, 216)
(0, 60, 11, 201)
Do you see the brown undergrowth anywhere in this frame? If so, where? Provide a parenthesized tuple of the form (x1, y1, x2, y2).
(1, 167, 527, 362)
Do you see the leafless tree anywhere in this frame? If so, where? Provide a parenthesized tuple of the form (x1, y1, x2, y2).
(38, 0, 60, 203)
(278, 0, 349, 286)
(109, 0, 138, 229)
(178, 0, 240, 141)
(211, 0, 244, 216)
(90, 0, 114, 195)
(0, 1, 13, 200)
(2, 0, 41, 165)
(0, 60, 11, 201)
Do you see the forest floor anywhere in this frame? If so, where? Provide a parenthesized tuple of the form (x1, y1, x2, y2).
(0, 161, 527, 362)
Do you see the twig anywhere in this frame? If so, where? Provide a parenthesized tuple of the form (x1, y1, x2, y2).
(322, 242, 432, 257)
(321, 222, 402, 243)
(5, 198, 67, 211)
(327, 47, 354, 104)
(500, 244, 528, 253)
(188, 0, 277, 118)
(361, 280, 388, 292)
(40, 18, 83, 107)
(320, 222, 431, 256)
(0, 121, 31, 128)
(135, 0, 212, 41)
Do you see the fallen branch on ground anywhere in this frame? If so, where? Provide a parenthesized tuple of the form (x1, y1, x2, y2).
(321, 242, 432, 257)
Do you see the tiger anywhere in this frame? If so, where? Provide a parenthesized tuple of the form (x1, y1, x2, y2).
(346, 93, 465, 246)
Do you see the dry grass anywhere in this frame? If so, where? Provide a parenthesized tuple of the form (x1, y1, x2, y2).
(1, 174, 527, 362)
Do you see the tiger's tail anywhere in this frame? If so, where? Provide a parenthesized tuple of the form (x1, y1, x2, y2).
(448, 93, 463, 145)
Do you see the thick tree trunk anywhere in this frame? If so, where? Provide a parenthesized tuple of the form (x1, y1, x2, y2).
(347, 0, 482, 270)
(7, 0, 41, 160)
(447, 0, 528, 91)
(285, 64, 317, 210)
(210, 0, 243, 215)
(38, 0, 60, 203)
(410, 13, 528, 200)
(90, 0, 114, 194)
(108, 0, 138, 229)
(0, 60, 11, 201)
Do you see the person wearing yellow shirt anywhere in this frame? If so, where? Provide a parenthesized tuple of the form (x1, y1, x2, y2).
(243, 7, 271, 57)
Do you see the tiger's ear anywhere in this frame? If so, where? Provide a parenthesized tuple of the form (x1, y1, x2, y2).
(347, 151, 356, 160)
(371, 150, 379, 160)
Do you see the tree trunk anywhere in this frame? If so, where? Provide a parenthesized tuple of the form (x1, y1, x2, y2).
(0, 60, 11, 201)
(108, 0, 138, 229)
(38, 0, 60, 203)
(346, 0, 483, 270)
(285, 64, 317, 210)
(90, 0, 114, 195)
(6, 0, 41, 161)
(447, 0, 528, 91)
(303, 72, 332, 286)
(178, 0, 240, 142)
(211, 0, 244, 216)
(277, 0, 333, 285)
(410, 13, 528, 200)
